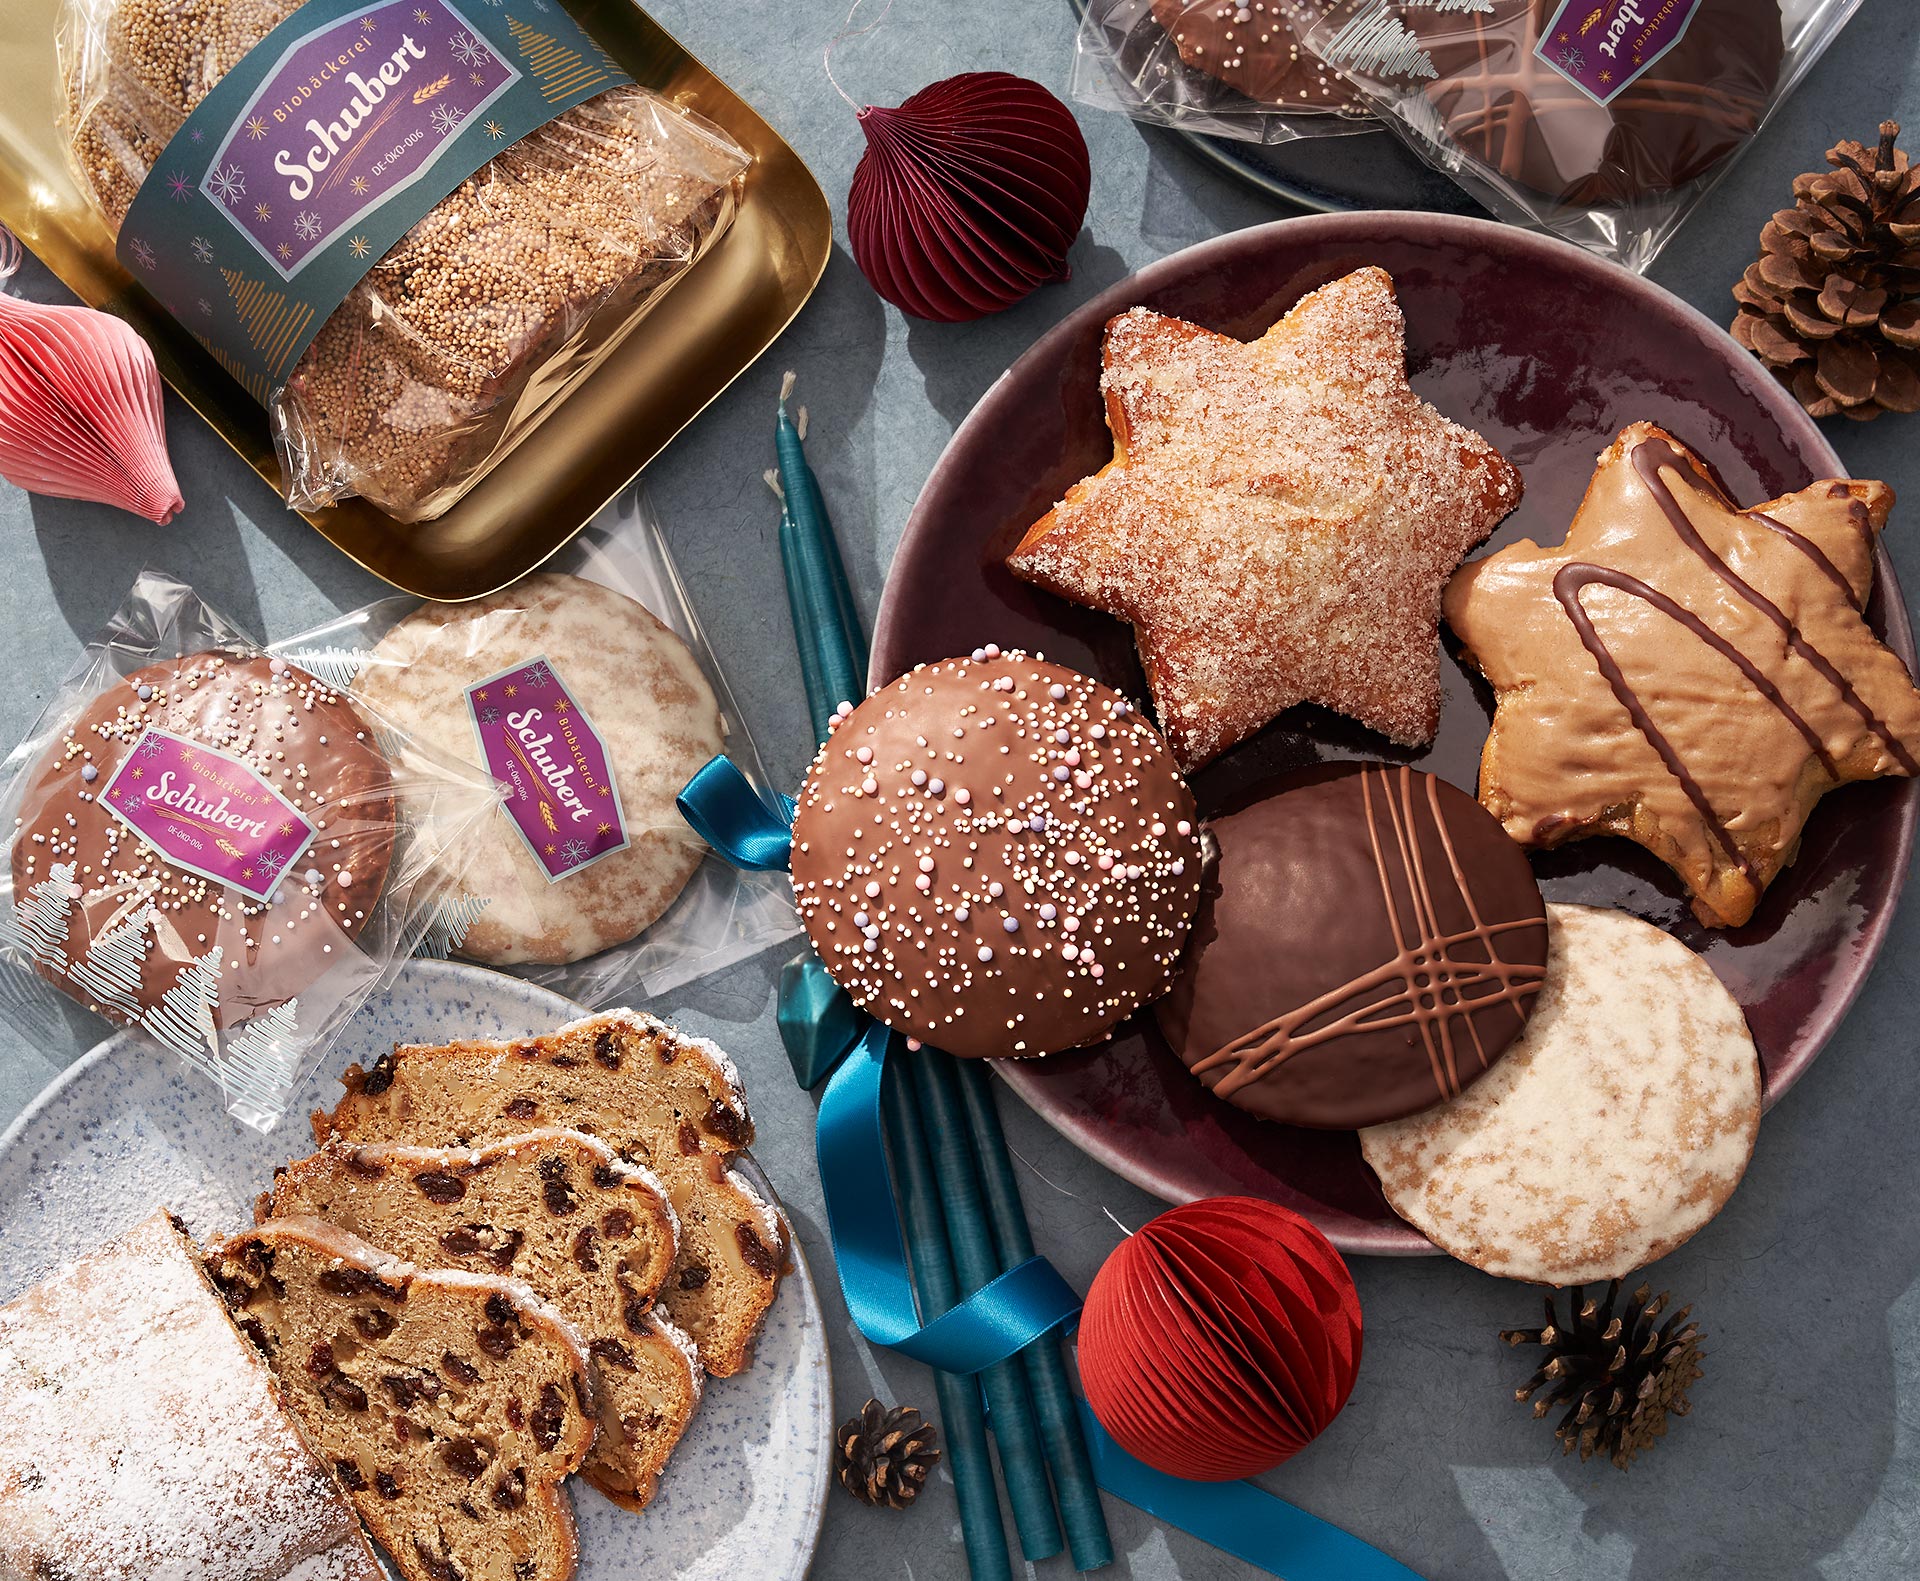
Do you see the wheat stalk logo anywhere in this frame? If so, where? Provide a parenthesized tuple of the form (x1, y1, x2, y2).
(1578, 7, 1604, 33)
(216, 837, 246, 860)
(540, 802, 557, 833)
(412, 74, 451, 103)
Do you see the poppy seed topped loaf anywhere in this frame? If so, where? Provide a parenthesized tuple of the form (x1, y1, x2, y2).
(59, 0, 750, 519)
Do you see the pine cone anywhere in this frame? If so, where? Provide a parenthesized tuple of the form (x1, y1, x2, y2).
(833, 1399, 942, 1509)
(1732, 120, 1920, 421)
(1501, 1281, 1704, 1470)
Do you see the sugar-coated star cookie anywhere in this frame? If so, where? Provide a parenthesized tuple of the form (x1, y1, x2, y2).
(1445, 422, 1920, 929)
(1007, 267, 1521, 769)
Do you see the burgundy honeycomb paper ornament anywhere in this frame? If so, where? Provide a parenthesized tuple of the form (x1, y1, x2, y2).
(0, 230, 182, 524)
(1078, 1197, 1363, 1481)
(847, 72, 1092, 322)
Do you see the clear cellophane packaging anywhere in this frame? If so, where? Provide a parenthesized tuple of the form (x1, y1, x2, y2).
(275, 485, 799, 1006)
(1071, 0, 1377, 146)
(0, 572, 500, 1132)
(1303, 0, 1866, 271)
(56, 0, 752, 521)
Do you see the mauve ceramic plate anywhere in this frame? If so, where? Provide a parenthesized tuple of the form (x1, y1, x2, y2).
(0, 960, 831, 1579)
(873, 211, 1920, 1256)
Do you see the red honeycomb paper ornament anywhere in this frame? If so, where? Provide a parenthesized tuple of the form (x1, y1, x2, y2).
(847, 71, 1092, 323)
(0, 230, 181, 524)
(1078, 1196, 1363, 1481)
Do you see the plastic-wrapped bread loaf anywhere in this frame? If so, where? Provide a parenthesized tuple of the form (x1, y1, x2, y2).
(58, 0, 751, 521)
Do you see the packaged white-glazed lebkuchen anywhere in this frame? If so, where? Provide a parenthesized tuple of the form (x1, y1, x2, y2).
(275, 485, 799, 1004)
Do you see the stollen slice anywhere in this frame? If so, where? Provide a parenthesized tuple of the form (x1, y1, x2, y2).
(205, 1217, 596, 1581)
(1360, 904, 1762, 1284)
(265, 1128, 701, 1512)
(314, 1009, 782, 1375)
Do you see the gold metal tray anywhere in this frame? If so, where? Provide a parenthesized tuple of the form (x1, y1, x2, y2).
(0, 0, 830, 599)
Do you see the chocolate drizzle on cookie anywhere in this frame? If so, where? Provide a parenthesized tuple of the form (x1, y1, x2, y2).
(1551, 436, 1920, 880)
(1443, 419, 1920, 928)
(1157, 762, 1548, 1130)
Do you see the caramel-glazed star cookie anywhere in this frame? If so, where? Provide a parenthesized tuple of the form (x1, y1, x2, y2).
(1445, 422, 1920, 929)
(1007, 267, 1521, 769)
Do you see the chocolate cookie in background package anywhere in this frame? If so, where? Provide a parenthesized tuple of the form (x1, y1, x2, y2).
(1304, 0, 1866, 271)
(56, 0, 752, 521)
(0, 572, 499, 1132)
(276, 485, 798, 1002)
(1072, 0, 1378, 145)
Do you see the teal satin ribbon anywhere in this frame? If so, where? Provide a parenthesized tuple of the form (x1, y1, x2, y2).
(679, 755, 1425, 1581)
(819, 1020, 1085, 1371)
(678, 756, 796, 871)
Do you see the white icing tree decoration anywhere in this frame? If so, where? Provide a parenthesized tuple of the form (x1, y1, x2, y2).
(222, 998, 305, 1104)
(411, 892, 492, 960)
(1319, 0, 1438, 79)
(275, 644, 366, 691)
(12, 862, 80, 972)
(142, 943, 226, 1058)
(66, 904, 155, 1020)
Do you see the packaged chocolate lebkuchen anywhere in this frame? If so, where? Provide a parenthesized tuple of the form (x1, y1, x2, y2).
(0, 572, 498, 1131)
(57, 0, 751, 521)
(1303, 0, 1866, 270)
(1072, 0, 1378, 146)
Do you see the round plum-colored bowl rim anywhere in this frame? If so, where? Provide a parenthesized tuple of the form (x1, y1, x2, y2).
(875, 210, 1919, 1256)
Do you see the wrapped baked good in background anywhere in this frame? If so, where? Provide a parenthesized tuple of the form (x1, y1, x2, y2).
(57, 0, 752, 520)
(0, 572, 498, 1131)
(1072, 0, 1376, 145)
(1304, 0, 1867, 270)
(278, 485, 799, 1004)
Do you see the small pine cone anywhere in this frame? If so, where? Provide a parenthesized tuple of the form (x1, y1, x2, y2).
(1731, 120, 1920, 421)
(833, 1399, 942, 1509)
(1501, 1281, 1704, 1470)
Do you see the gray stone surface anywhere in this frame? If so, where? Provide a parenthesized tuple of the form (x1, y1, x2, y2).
(2, 1, 1918, 1577)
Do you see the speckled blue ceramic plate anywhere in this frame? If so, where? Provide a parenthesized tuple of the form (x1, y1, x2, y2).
(0, 959, 831, 1581)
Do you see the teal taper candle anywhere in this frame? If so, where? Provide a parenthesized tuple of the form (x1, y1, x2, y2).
(918, 1050, 1066, 1563)
(957, 1059, 1113, 1570)
(774, 489, 838, 743)
(775, 372, 865, 716)
(883, 1051, 1012, 1581)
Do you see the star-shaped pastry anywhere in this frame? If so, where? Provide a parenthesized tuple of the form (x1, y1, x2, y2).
(1446, 421, 1920, 929)
(1007, 267, 1522, 769)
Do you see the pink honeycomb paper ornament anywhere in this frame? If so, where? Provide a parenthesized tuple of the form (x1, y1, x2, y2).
(0, 229, 183, 524)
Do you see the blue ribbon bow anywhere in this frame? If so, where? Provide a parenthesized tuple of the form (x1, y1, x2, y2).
(678, 756, 1423, 1581)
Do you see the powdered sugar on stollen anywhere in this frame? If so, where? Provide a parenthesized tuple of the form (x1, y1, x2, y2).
(553, 1007, 752, 1124)
(0, 1210, 381, 1581)
(1360, 904, 1762, 1285)
(1008, 266, 1520, 768)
